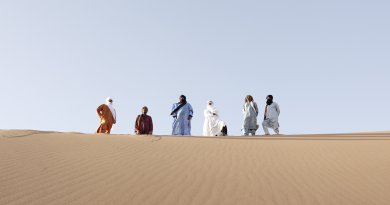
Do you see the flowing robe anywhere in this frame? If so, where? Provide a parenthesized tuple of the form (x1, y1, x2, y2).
(95, 104, 116, 134)
(134, 115, 153, 134)
(242, 102, 259, 130)
(262, 102, 280, 134)
(203, 108, 226, 136)
(171, 103, 193, 135)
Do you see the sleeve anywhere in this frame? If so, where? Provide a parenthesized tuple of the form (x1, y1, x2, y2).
(188, 104, 193, 117)
(134, 115, 139, 132)
(204, 109, 213, 118)
(243, 104, 246, 115)
(171, 104, 177, 117)
(214, 109, 219, 116)
(97, 104, 104, 113)
(149, 117, 153, 132)
(276, 103, 280, 115)
(254, 102, 259, 116)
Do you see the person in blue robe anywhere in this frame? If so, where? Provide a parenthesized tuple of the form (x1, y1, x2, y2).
(171, 95, 194, 135)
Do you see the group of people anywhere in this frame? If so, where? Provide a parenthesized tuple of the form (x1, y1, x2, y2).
(94, 94, 280, 136)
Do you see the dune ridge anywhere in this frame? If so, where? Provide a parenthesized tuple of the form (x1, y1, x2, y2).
(1, 130, 390, 205)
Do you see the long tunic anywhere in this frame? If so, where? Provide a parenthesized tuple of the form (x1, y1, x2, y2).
(263, 102, 280, 131)
(95, 104, 115, 134)
(242, 102, 259, 130)
(171, 103, 193, 135)
(134, 115, 153, 134)
(264, 102, 280, 122)
(203, 108, 226, 136)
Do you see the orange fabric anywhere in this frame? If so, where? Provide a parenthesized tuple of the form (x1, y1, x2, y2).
(95, 104, 115, 134)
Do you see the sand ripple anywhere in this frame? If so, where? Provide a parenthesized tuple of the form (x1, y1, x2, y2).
(1, 130, 390, 205)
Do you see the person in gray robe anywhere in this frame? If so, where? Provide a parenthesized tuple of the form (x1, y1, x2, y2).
(241, 95, 259, 136)
(262, 95, 280, 135)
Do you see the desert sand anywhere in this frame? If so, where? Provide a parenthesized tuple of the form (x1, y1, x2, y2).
(1, 130, 390, 205)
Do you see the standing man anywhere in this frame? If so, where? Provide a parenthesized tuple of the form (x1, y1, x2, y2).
(171, 95, 193, 135)
(262, 95, 280, 135)
(134, 106, 153, 135)
(95, 97, 116, 134)
(242, 95, 259, 136)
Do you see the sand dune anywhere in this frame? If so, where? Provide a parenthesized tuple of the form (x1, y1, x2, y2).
(1, 130, 390, 205)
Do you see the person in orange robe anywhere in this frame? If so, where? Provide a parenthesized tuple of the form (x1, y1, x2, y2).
(95, 97, 116, 134)
(134, 106, 153, 135)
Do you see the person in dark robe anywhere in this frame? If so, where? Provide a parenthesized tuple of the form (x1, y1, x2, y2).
(134, 106, 153, 135)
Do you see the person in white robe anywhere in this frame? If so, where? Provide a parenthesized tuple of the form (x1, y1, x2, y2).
(262, 95, 280, 135)
(203, 101, 227, 136)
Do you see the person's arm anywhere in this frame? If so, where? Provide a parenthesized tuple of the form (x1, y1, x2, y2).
(264, 105, 267, 120)
(213, 109, 219, 116)
(204, 110, 213, 117)
(254, 102, 259, 117)
(171, 104, 178, 120)
(149, 117, 153, 135)
(276, 103, 280, 115)
(114, 109, 116, 124)
(188, 104, 193, 120)
(134, 115, 139, 134)
(96, 105, 103, 118)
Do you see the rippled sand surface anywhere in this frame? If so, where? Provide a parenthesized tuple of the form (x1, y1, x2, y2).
(1, 130, 390, 205)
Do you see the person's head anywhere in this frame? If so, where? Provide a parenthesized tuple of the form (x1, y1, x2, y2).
(207, 101, 213, 106)
(266, 95, 273, 100)
(179, 95, 186, 103)
(245, 95, 253, 103)
(106, 97, 113, 104)
(141, 106, 148, 115)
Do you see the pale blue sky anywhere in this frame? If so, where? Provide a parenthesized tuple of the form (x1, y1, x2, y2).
(1, 0, 389, 136)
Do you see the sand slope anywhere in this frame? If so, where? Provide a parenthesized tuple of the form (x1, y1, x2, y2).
(1, 130, 390, 205)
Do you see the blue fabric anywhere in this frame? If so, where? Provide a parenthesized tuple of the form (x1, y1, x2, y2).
(171, 103, 193, 135)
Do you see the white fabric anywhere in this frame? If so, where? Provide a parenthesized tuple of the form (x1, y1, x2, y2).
(265, 102, 280, 122)
(263, 102, 280, 135)
(262, 119, 279, 134)
(243, 102, 258, 115)
(106, 97, 116, 121)
(203, 101, 226, 136)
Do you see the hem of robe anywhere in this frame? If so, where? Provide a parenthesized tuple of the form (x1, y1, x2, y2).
(95, 124, 112, 134)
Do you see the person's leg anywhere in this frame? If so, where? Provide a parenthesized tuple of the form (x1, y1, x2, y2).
(105, 123, 112, 134)
(100, 122, 108, 133)
(262, 121, 270, 135)
(272, 122, 279, 134)
(95, 124, 102, 134)
(274, 128, 279, 134)
(243, 128, 249, 136)
(250, 129, 256, 136)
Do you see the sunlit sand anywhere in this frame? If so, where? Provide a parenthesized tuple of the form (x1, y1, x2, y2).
(1, 130, 389, 204)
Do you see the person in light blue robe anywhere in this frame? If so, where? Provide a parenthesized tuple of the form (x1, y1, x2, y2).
(171, 95, 194, 135)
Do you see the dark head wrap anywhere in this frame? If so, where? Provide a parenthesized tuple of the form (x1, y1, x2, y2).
(170, 95, 188, 115)
(266, 95, 273, 105)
